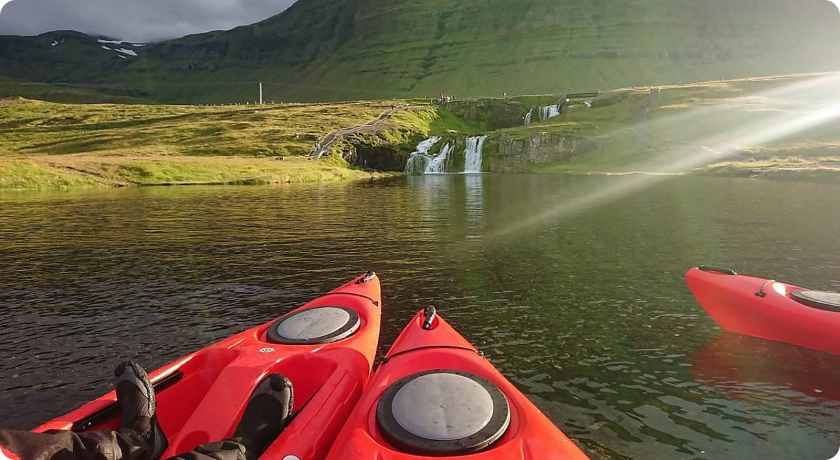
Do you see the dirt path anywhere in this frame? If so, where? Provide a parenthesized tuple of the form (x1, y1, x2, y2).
(310, 105, 419, 159)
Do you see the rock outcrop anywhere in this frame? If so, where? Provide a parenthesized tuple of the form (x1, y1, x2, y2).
(483, 133, 579, 172)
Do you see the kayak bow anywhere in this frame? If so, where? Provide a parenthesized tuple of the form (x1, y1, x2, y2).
(34, 272, 383, 460)
(325, 306, 590, 460)
(686, 266, 840, 355)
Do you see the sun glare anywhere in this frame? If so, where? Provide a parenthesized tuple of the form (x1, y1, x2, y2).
(488, 73, 840, 240)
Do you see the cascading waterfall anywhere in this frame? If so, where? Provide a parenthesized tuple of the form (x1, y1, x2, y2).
(404, 136, 441, 173)
(464, 136, 486, 173)
(425, 143, 453, 173)
(523, 109, 533, 125)
(540, 104, 560, 121)
(405, 135, 486, 174)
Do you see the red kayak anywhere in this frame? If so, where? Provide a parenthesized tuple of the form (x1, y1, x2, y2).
(686, 266, 840, 355)
(325, 307, 590, 460)
(34, 272, 383, 460)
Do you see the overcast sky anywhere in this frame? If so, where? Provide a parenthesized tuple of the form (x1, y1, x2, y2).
(0, 0, 297, 42)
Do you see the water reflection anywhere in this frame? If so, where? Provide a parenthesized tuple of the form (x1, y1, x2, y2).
(690, 333, 840, 407)
(464, 174, 484, 238)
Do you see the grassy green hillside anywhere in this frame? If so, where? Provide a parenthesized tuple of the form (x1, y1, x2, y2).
(0, 81, 152, 104)
(4, 73, 840, 191)
(499, 74, 840, 181)
(2, 0, 840, 103)
(270, 0, 840, 101)
(0, 31, 143, 84)
(0, 97, 415, 190)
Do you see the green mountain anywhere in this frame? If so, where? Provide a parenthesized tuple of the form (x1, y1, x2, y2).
(2, 0, 840, 103)
(0, 31, 142, 80)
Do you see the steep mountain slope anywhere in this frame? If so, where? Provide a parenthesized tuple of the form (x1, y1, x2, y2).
(308, 0, 840, 98)
(0, 31, 142, 81)
(3, 0, 840, 102)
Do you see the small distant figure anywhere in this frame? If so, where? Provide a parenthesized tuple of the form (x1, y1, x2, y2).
(503, 92, 507, 99)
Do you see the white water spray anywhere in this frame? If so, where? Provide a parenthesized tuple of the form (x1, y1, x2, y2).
(523, 109, 533, 125)
(464, 136, 486, 173)
(404, 136, 441, 173)
(426, 143, 453, 173)
(540, 105, 560, 121)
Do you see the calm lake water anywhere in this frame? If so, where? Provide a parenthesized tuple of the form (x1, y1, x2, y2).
(2, 174, 839, 459)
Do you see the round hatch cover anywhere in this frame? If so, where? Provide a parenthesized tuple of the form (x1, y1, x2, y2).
(376, 370, 510, 455)
(791, 290, 840, 312)
(266, 306, 360, 345)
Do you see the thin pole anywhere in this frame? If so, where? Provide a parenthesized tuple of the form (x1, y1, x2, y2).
(259, 82, 263, 104)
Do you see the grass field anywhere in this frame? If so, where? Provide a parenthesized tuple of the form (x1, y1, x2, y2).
(0, 98, 398, 157)
(0, 98, 412, 190)
(0, 155, 375, 191)
(645, 74, 840, 179)
(4, 73, 840, 191)
(503, 73, 840, 181)
(0, 82, 152, 104)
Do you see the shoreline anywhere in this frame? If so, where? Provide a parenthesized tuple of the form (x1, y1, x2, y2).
(0, 155, 385, 192)
(5, 157, 840, 192)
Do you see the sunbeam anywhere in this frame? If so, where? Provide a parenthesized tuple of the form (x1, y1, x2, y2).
(644, 73, 840, 135)
(487, 73, 840, 240)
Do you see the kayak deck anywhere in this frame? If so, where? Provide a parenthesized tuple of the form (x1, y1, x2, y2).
(34, 273, 383, 460)
(325, 307, 590, 460)
(686, 266, 840, 355)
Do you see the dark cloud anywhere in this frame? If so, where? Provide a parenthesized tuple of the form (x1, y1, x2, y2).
(0, 0, 297, 42)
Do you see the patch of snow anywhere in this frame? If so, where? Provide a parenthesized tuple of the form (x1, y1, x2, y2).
(51, 41, 58, 47)
(118, 55, 127, 59)
(132, 44, 146, 47)
(115, 48, 137, 57)
(98, 39, 123, 45)
(585, 101, 592, 108)
(101, 46, 111, 51)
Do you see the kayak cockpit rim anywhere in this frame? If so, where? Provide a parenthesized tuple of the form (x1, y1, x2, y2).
(698, 265, 738, 276)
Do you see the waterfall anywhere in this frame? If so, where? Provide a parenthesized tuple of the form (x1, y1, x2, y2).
(405, 135, 485, 174)
(404, 154, 429, 173)
(523, 109, 533, 125)
(425, 143, 452, 173)
(539, 104, 560, 121)
(464, 136, 486, 173)
(404, 136, 441, 173)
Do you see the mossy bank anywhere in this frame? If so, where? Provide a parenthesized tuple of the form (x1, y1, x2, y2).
(4, 73, 840, 191)
(0, 98, 422, 191)
(395, 74, 840, 183)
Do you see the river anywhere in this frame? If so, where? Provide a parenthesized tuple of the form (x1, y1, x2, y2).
(1, 174, 839, 459)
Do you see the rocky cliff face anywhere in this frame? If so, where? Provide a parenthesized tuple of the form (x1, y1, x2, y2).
(445, 100, 528, 131)
(344, 144, 410, 171)
(484, 133, 579, 172)
(337, 129, 422, 171)
(354, 130, 582, 173)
